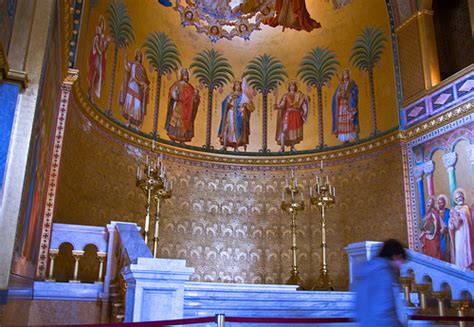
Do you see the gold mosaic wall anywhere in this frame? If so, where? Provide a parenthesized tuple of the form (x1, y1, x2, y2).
(54, 99, 407, 290)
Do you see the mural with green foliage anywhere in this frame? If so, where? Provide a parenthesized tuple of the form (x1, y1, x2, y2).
(190, 49, 234, 149)
(143, 31, 181, 136)
(298, 47, 339, 148)
(244, 54, 287, 152)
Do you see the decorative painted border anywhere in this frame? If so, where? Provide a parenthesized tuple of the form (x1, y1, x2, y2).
(36, 70, 79, 279)
(386, 0, 405, 114)
(402, 66, 474, 129)
(68, 0, 84, 69)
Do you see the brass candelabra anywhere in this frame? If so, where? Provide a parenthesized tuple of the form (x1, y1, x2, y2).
(309, 160, 335, 291)
(281, 169, 305, 290)
(136, 154, 172, 258)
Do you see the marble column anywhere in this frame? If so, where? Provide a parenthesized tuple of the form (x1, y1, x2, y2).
(466, 144, 474, 172)
(45, 249, 59, 282)
(70, 250, 84, 283)
(423, 160, 435, 197)
(442, 152, 458, 206)
(414, 166, 426, 219)
(0, 0, 54, 294)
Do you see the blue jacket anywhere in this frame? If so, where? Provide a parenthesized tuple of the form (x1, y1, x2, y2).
(353, 257, 402, 327)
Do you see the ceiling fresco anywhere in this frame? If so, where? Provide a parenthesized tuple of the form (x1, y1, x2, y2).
(75, 0, 400, 155)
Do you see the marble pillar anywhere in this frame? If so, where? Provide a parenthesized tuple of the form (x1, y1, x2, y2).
(0, 0, 55, 293)
(466, 144, 474, 172)
(422, 160, 435, 197)
(442, 152, 457, 206)
(414, 166, 426, 219)
(122, 258, 194, 323)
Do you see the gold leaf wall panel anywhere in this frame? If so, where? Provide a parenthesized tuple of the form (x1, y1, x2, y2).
(398, 18, 424, 100)
(54, 100, 407, 290)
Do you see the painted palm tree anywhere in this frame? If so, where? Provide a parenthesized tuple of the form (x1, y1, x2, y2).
(297, 47, 339, 148)
(143, 32, 181, 136)
(244, 54, 287, 152)
(190, 49, 233, 149)
(106, 0, 134, 115)
(349, 26, 387, 136)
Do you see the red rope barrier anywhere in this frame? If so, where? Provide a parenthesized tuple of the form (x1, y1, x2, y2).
(409, 315, 474, 322)
(37, 316, 216, 327)
(225, 316, 353, 323)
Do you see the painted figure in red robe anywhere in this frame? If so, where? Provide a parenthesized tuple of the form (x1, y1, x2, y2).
(419, 197, 442, 259)
(87, 16, 110, 103)
(275, 81, 309, 152)
(264, 0, 321, 32)
(165, 68, 200, 143)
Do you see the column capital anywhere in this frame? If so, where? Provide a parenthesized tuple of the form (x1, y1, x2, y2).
(442, 152, 457, 169)
(414, 166, 424, 180)
(72, 250, 85, 258)
(465, 144, 474, 163)
(423, 160, 435, 175)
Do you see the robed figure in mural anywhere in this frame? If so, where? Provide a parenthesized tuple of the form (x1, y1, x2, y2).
(437, 194, 451, 262)
(165, 68, 201, 143)
(449, 189, 474, 269)
(119, 49, 150, 130)
(419, 197, 441, 259)
(218, 79, 255, 151)
(275, 81, 309, 152)
(332, 69, 359, 143)
(264, 0, 321, 32)
(87, 16, 110, 103)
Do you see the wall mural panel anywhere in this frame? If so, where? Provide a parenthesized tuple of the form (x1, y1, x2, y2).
(407, 114, 474, 269)
(76, 0, 400, 154)
(53, 98, 407, 289)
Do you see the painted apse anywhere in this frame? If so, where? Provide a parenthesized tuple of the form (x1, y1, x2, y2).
(77, 0, 399, 153)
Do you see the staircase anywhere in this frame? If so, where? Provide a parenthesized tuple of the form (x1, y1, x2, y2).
(345, 241, 474, 326)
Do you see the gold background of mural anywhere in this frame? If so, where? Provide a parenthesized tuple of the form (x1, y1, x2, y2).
(77, 0, 399, 152)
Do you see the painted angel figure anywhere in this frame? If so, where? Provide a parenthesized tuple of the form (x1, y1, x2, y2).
(264, 0, 321, 32)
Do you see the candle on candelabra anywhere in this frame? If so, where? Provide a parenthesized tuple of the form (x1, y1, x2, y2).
(152, 140, 155, 151)
(285, 178, 288, 186)
(317, 184, 320, 194)
(310, 185, 313, 197)
(333, 186, 336, 196)
(146, 155, 149, 166)
(137, 166, 140, 179)
(300, 191, 304, 201)
(147, 164, 151, 177)
(326, 175, 329, 184)
(295, 178, 298, 187)
(170, 180, 173, 190)
(291, 169, 295, 178)
(320, 160, 323, 170)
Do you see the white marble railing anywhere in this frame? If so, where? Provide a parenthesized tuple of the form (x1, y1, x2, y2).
(46, 223, 108, 284)
(345, 241, 474, 300)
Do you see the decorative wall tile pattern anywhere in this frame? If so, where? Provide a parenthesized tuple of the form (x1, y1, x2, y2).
(53, 100, 407, 290)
